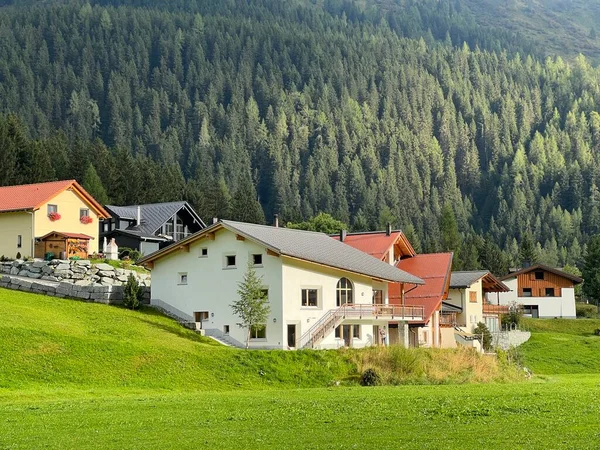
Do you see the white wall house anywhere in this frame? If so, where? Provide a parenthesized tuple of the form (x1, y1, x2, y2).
(140, 220, 424, 350)
(496, 264, 582, 319)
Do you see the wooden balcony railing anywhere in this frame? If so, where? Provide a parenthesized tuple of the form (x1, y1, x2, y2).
(482, 304, 510, 315)
(440, 312, 457, 327)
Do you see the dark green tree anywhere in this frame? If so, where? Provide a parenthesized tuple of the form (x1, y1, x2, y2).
(82, 163, 109, 205)
(582, 235, 600, 304)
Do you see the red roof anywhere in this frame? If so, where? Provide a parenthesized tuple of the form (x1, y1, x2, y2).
(0, 180, 110, 218)
(391, 253, 453, 323)
(332, 231, 416, 260)
(39, 232, 94, 240)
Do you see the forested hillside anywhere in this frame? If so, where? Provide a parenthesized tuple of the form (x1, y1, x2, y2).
(0, 0, 599, 272)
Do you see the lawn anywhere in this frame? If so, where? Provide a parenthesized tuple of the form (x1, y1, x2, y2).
(1, 377, 599, 449)
(518, 318, 600, 374)
(2, 290, 600, 449)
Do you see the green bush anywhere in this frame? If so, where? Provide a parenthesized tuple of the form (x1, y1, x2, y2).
(576, 303, 599, 319)
(119, 247, 142, 264)
(502, 303, 523, 328)
(123, 274, 142, 310)
(360, 368, 380, 386)
(473, 322, 493, 351)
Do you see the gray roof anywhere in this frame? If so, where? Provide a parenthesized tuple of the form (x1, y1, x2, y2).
(220, 221, 423, 284)
(105, 202, 205, 238)
(442, 301, 462, 313)
(450, 271, 490, 289)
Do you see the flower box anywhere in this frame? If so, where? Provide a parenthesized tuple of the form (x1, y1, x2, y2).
(80, 215, 93, 225)
(48, 212, 61, 221)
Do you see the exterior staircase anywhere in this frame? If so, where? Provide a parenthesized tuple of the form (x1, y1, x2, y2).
(297, 303, 424, 349)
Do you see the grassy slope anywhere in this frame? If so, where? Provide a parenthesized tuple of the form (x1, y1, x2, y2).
(0, 288, 352, 392)
(519, 317, 600, 374)
(462, 0, 600, 62)
(1, 290, 600, 448)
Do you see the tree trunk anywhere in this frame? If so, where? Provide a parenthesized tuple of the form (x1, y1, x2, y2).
(246, 328, 250, 349)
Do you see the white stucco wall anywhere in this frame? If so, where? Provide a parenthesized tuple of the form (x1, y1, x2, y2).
(282, 257, 387, 349)
(496, 277, 576, 318)
(150, 228, 285, 348)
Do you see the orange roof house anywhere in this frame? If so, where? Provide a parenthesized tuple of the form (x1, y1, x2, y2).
(333, 226, 453, 348)
(0, 180, 110, 259)
(331, 225, 416, 263)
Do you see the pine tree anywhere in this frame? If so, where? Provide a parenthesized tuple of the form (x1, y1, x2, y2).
(518, 233, 538, 267)
(231, 261, 271, 349)
(582, 235, 600, 305)
(82, 163, 109, 205)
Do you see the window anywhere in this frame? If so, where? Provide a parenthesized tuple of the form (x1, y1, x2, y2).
(17, 235, 22, 248)
(469, 291, 477, 303)
(534, 271, 544, 280)
(252, 253, 263, 266)
(545, 288, 555, 297)
(250, 324, 266, 339)
(47, 204, 58, 214)
(103, 222, 109, 232)
(200, 248, 208, 257)
(301, 289, 318, 307)
(178, 272, 188, 285)
(224, 325, 230, 335)
(334, 325, 360, 339)
(80, 208, 89, 218)
(225, 255, 236, 268)
(336, 278, 353, 306)
(522, 288, 532, 297)
(194, 311, 209, 322)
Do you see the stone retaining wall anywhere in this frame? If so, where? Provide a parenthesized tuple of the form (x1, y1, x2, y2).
(0, 274, 150, 304)
(0, 259, 151, 304)
(0, 259, 150, 286)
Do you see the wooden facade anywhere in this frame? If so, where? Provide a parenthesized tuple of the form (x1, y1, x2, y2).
(35, 232, 92, 260)
(516, 270, 574, 298)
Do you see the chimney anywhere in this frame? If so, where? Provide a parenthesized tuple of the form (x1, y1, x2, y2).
(340, 229, 347, 242)
(136, 206, 141, 226)
(386, 223, 392, 236)
(274, 214, 279, 228)
(212, 217, 218, 224)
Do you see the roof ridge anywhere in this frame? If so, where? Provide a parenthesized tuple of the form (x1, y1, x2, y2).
(0, 179, 74, 189)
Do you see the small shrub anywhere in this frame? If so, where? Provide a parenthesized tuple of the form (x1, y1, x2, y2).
(119, 247, 142, 264)
(576, 303, 598, 319)
(360, 368, 380, 386)
(502, 302, 523, 328)
(16, 252, 21, 260)
(473, 322, 493, 351)
(123, 274, 142, 310)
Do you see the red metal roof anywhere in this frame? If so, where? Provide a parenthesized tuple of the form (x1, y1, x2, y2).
(0, 180, 110, 218)
(391, 253, 454, 323)
(332, 231, 416, 260)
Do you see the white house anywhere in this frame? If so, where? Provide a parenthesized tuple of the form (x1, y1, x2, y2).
(139, 220, 424, 349)
(495, 264, 582, 319)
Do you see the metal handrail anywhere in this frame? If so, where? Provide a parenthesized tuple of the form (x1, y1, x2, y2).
(296, 303, 425, 349)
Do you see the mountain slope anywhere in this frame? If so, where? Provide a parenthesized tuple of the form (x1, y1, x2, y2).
(461, 0, 600, 63)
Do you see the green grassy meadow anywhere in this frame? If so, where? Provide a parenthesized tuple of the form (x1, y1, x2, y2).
(1, 289, 600, 449)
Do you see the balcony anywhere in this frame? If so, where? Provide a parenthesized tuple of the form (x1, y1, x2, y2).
(482, 304, 510, 315)
(440, 312, 457, 327)
(339, 303, 424, 321)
